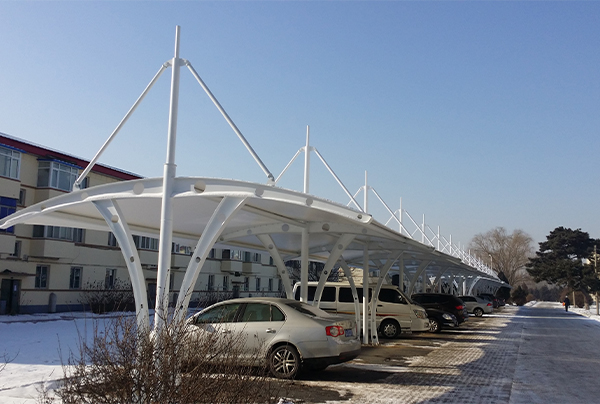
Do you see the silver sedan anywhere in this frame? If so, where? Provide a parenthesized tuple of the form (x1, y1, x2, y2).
(458, 295, 494, 317)
(187, 297, 361, 379)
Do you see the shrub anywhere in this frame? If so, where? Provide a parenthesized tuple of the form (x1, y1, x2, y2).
(56, 312, 287, 403)
(79, 279, 135, 314)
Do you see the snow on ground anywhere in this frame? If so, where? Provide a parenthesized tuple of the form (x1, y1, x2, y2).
(525, 300, 600, 321)
(0, 313, 124, 404)
(2, 303, 600, 403)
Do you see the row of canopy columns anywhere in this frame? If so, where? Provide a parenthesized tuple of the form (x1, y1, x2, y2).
(93, 194, 500, 346)
(93, 190, 498, 346)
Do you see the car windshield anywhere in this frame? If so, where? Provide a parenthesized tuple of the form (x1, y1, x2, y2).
(284, 301, 332, 317)
(398, 289, 414, 304)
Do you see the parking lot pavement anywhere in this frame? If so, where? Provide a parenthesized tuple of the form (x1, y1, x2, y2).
(283, 304, 600, 404)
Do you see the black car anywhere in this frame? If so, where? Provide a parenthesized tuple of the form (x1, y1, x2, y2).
(423, 308, 458, 333)
(411, 293, 468, 324)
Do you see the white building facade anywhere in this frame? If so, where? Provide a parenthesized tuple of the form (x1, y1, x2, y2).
(0, 133, 282, 315)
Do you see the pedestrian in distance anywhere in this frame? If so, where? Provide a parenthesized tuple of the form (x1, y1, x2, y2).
(564, 296, 570, 312)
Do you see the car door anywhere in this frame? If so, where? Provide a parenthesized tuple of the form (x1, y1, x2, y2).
(189, 302, 243, 359)
(231, 303, 286, 359)
(377, 289, 412, 330)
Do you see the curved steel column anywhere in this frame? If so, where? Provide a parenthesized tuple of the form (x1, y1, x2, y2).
(93, 200, 149, 332)
(313, 233, 356, 307)
(408, 260, 433, 296)
(174, 196, 247, 323)
(256, 234, 294, 299)
(340, 258, 362, 338)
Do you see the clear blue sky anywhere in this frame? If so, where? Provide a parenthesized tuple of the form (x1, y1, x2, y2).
(1, 1, 599, 247)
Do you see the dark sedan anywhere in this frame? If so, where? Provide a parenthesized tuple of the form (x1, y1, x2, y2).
(423, 308, 459, 332)
(411, 293, 468, 324)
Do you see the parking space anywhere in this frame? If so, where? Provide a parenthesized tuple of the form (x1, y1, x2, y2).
(283, 303, 600, 404)
(283, 306, 519, 403)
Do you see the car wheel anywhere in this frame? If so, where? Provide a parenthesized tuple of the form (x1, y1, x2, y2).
(429, 318, 441, 333)
(474, 308, 483, 317)
(380, 319, 401, 339)
(269, 345, 301, 379)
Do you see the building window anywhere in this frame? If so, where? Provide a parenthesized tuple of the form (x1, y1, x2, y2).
(81, 177, 90, 189)
(33, 225, 84, 242)
(244, 277, 249, 291)
(207, 274, 214, 291)
(70, 267, 82, 289)
(278, 279, 283, 292)
(172, 243, 192, 255)
(18, 188, 26, 206)
(223, 275, 229, 291)
(37, 160, 79, 191)
(255, 277, 261, 292)
(133, 235, 158, 251)
(223, 249, 242, 260)
(268, 278, 273, 292)
(73, 228, 84, 243)
(108, 232, 118, 247)
(0, 197, 16, 234)
(243, 252, 261, 263)
(10, 240, 21, 258)
(105, 268, 116, 289)
(0, 146, 21, 179)
(35, 265, 49, 289)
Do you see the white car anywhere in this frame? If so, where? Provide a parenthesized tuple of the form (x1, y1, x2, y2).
(293, 282, 430, 337)
(458, 295, 493, 317)
(187, 297, 361, 379)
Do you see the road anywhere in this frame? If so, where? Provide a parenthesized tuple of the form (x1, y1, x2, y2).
(285, 302, 600, 404)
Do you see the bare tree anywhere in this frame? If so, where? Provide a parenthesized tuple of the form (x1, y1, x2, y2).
(286, 260, 339, 283)
(469, 227, 534, 286)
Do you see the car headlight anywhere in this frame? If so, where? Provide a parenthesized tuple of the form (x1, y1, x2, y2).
(414, 309, 427, 319)
(442, 313, 454, 321)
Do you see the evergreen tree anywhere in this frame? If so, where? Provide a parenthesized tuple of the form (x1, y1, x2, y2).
(511, 285, 528, 306)
(526, 227, 599, 293)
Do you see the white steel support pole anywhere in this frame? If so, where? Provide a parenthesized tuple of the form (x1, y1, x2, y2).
(300, 227, 309, 302)
(399, 257, 405, 292)
(364, 171, 368, 214)
(362, 241, 369, 344)
(155, 26, 182, 330)
(257, 234, 294, 299)
(174, 196, 247, 323)
(304, 125, 310, 194)
(94, 200, 149, 333)
(313, 234, 356, 307)
(340, 258, 361, 338)
(399, 198, 402, 233)
(595, 245, 598, 316)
